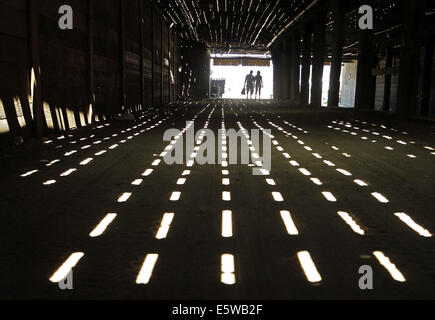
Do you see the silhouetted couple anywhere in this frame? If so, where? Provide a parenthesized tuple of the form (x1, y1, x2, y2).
(244, 71, 264, 100)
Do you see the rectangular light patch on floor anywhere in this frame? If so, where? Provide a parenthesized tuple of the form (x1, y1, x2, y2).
(222, 210, 233, 238)
(371, 192, 389, 203)
(222, 191, 231, 201)
(297, 251, 322, 283)
(60, 169, 77, 177)
(136, 254, 159, 284)
(336, 169, 352, 176)
(89, 213, 117, 237)
(394, 212, 432, 238)
(118, 192, 132, 203)
(354, 179, 368, 187)
(280, 211, 299, 235)
(156, 213, 175, 239)
(80, 158, 93, 166)
(221, 254, 236, 285)
(373, 251, 406, 282)
(322, 192, 337, 202)
(337, 211, 365, 235)
(170, 192, 181, 201)
(272, 192, 284, 202)
(49, 252, 85, 283)
(142, 169, 153, 176)
(310, 178, 322, 186)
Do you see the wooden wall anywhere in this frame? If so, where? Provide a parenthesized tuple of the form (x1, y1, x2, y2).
(0, 0, 180, 148)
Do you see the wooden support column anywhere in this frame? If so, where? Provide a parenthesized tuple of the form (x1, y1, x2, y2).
(421, 42, 434, 117)
(300, 24, 312, 105)
(397, 0, 426, 116)
(139, 0, 145, 110)
(161, 19, 164, 106)
(383, 46, 393, 112)
(291, 33, 301, 103)
(151, 7, 155, 107)
(282, 38, 292, 100)
(272, 49, 280, 99)
(87, 0, 95, 123)
(327, 0, 345, 108)
(28, 0, 44, 137)
(354, 29, 376, 110)
(311, 9, 326, 107)
(119, 0, 126, 112)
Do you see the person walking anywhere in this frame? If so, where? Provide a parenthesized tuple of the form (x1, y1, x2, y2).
(255, 71, 264, 100)
(244, 71, 255, 99)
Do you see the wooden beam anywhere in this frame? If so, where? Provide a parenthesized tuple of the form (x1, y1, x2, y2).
(327, 0, 345, 108)
(300, 23, 312, 106)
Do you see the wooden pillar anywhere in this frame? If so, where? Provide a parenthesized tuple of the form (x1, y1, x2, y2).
(383, 46, 393, 112)
(28, 0, 44, 137)
(421, 42, 434, 117)
(327, 0, 345, 108)
(311, 9, 326, 107)
(161, 19, 164, 106)
(397, 0, 426, 116)
(300, 24, 312, 105)
(273, 49, 280, 99)
(291, 33, 301, 103)
(119, 0, 126, 112)
(87, 0, 95, 123)
(281, 38, 292, 100)
(354, 29, 376, 110)
(139, 0, 145, 110)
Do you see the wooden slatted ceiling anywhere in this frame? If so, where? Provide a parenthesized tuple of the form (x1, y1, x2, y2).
(152, 0, 313, 52)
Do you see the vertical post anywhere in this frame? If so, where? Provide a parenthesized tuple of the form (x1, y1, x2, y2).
(354, 29, 376, 110)
(273, 49, 279, 99)
(88, 0, 95, 123)
(383, 46, 393, 112)
(120, 0, 126, 112)
(28, 0, 44, 137)
(139, 0, 145, 110)
(311, 9, 326, 107)
(282, 38, 292, 100)
(300, 23, 312, 105)
(168, 27, 171, 103)
(161, 19, 164, 106)
(291, 33, 301, 103)
(420, 42, 433, 117)
(151, 7, 155, 107)
(396, 0, 426, 116)
(327, 0, 345, 108)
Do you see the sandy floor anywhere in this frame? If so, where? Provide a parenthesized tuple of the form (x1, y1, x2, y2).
(0, 99, 434, 299)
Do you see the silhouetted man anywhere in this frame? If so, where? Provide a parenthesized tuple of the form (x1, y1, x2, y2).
(255, 71, 264, 100)
(244, 71, 255, 99)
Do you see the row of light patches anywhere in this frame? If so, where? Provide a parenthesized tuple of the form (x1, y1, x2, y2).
(235, 113, 324, 284)
(26, 105, 183, 176)
(43, 109, 156, 153)
(220, 108, 235, 285)
(328, 120, 435, 158)
(280, 120, 353, 159)
(247, 114, 415, 283)
(40, 113, 173, 186)
(271, 116, 432, 238)
(43, 102, 191, 174)
(137, 104, 212, 284)
(327, 120, 414, 156)
(49, 105, 205, 285)
(42, 122, 111, 146)
(44, 103, 181, 147)
(21, 110, 167, 179)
